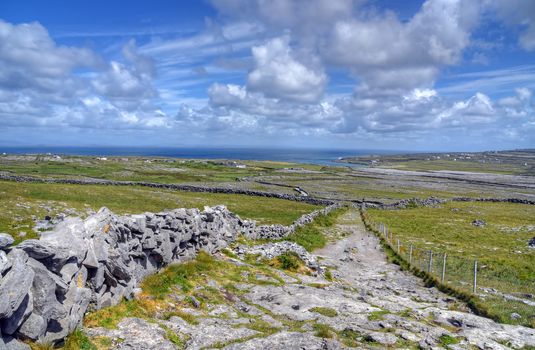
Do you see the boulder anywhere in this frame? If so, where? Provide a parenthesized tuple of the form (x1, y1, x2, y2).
(529, 237, 535, 249)
(0, 233, 14, 249)
(0, 250, 34, 319)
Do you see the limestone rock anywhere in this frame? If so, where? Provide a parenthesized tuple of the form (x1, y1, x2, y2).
(0, 250, 11, 275)
(222, 331, 342, 350)
(0, 233, 14, 250)
(0, 250, 34, 319)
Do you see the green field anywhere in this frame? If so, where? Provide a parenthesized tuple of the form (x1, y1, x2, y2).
(0, 180, 320, 244)
(366, 201, 535, 327)
(0, 156, 325, 183)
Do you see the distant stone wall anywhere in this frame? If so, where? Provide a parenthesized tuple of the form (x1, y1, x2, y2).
(246, 203, 343, 240)
(366, 196, 535, 210)
(0, 202, 338, 347)
(0, 172, 333, 206)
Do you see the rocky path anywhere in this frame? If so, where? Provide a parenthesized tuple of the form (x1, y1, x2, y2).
(84, 210, 535, 349)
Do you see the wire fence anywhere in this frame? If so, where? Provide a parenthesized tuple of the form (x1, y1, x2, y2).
(360, 208, 535, 314)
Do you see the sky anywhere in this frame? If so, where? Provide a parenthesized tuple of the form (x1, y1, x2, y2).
(0, 0, 534, 151)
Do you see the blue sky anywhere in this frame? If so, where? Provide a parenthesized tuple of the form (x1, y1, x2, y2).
(0, 0, 534, 151)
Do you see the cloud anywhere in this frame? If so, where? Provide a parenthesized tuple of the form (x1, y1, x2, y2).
(93, 39, 157, 109)
(0, 19, 99, 94)
(247, 36, 327, 102)
(491, 0, 535, 51)
(0, 20, 168, 131)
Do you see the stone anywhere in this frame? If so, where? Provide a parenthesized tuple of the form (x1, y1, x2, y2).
(60, 261, 79, 282)
(1, 293, 33, 335)
(0, 233, 14, 249)
(28, 260, 68, 323)
(511, 312, 522, 320)
(0, 250, 11, 275)
(2, 335, 31, 350)
(472, 219, 486, 227)
(0, 250, 34, 319)
(18, 313, 46, 340)
(528, 237, 535, 248)
(189, 296, 201, 308)
(84, 317, 176, 350)
(222, 331, 342, 350)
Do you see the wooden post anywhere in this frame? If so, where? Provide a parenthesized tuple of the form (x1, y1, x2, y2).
(473, 260, 478, 294)
(428, 250, 433, 273)
(441, 253, 447, 283)
(409, 244, 413, 265)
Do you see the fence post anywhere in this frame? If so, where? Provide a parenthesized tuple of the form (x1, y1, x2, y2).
(441, 253, 447, 283)
(409, 244, 413, 265)
(428, 250, 433, 273)
(473, 260, 478, 294)
(396, 239, 400, 253)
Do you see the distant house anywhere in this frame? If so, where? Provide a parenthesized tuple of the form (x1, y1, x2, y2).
(97, 157, 108, 161)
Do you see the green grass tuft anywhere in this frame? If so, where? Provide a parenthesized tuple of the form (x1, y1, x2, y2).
(310, 307, 338, 317)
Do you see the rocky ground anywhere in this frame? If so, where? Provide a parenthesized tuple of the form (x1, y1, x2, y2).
(84, 210, 535, 349)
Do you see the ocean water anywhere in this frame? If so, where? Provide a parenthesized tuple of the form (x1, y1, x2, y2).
(0, 146, 398, 167)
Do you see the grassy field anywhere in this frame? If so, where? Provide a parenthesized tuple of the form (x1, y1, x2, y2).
(366, 201, 535, 327)
(0, 180, 320, 244)
(0, 156, 325, 183)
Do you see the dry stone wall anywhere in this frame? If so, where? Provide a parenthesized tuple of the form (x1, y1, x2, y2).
(0, 173, 333, 206)
(247, 203, 342, 240)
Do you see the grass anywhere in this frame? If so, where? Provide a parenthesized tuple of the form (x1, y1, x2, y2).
(0, 180, 319, 243)
(284, 208, 346, 252)
(362, 205, 535, 328)
(309, 306, 338, 317)
(268, 251, 305, 272)
(367, 310, 389, 321)
(312, 323, 336, 338)
(0, 156, 326, 184)
(366, 201, 535, 294)
(439, 334, 459, 347)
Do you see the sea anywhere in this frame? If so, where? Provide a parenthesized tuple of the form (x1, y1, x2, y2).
(0, 147, 401, 167)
